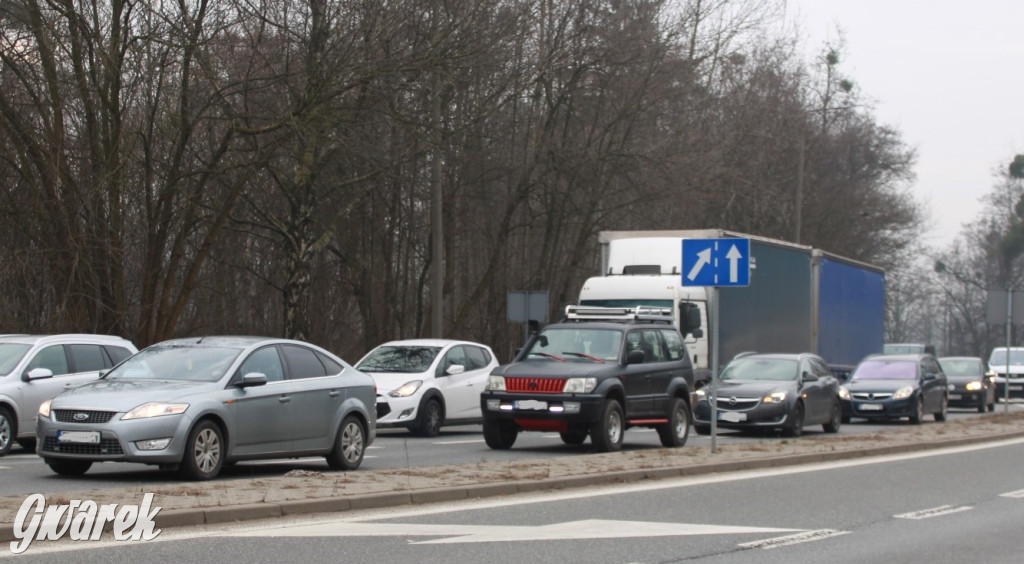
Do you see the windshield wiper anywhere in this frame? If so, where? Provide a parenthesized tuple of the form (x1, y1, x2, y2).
(528, 351, 565, 362)
(562, 352, 605, 364)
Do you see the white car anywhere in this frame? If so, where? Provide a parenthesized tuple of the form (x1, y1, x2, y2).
(356, 339, 499, 436)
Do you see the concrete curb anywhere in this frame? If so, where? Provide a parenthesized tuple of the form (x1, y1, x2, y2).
(3, 428, 1023, 544)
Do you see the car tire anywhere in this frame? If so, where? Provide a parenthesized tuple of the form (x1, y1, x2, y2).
(178, 420, 224, 481)
(483, 418, 518, 449)
(989, 401, 996, 412)
(0, 406, 14, 456)
(909, 396, 924, 424)
(17, 438, 36, 453)
(978, 398, 987, 413)
(694, 424, 711, 436)
(823, 400, 842, 434)
(657, 397, 691, 448)
(412, 398, 443, 438)
(591, 399, 624, 452)
(46, 458, 93, 476)
(326, 415, 366, 471)
(935, 394, 948, 422)
(559, 429, 589, 445)
(782, 402, 804, 438)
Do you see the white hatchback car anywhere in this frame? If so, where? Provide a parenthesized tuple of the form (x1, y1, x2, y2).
(356, 339, 499, 436)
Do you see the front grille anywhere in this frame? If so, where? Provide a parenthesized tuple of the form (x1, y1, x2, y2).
(505, 377, 564, 394)
(53, 410, 117, 424)
(715, 398, 760, 411)
(852, 392, 893, 400)
(42, 437, 124, 456)
(376, 398, 391, 418)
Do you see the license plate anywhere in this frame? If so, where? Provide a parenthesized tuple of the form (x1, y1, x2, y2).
(718, 411, 746, 422)
(515, 400, 548, 411)
(949, 394, 961, 400)
(57, 431, 100, 444)
(858, 403, 883, 411)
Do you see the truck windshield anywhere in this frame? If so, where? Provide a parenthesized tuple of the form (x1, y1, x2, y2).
(580, 299, 672, 308)
(989, 350, 1024, 365)
(720, 358, 797, 381)
(852, 360, 917, 381)
(527, 328, 623, 362)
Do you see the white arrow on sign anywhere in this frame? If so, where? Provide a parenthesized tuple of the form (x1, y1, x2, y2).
(726, 244, 743, 283)
(686, 248, 712, 281)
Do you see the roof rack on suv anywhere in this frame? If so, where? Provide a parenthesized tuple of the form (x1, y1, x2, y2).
(563, 305, 674, 324)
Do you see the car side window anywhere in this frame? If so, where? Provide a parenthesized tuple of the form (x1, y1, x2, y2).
(25, 345, 70, 376)
(465, 346, 488, 370)
(810, 358, 831, 378)
(104, 345, 133, 365)
(281, 345, 328, 379)
(68, 344, 107, 372)
(641, 330, 666, 362)
(661, 330, 684, 361)
(239, 346, 285, 382)
(437, 346, 467, 377)
(799, 359, 813, 378)
(924, 358, 941, 376)
(316, 351, 344, 375)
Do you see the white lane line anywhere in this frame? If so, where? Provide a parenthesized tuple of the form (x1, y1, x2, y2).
(739, 529, 849, 549)
(433, 439, 486, 445)
(1000, 489, 1024, 498)
(894, 505, 973, 520)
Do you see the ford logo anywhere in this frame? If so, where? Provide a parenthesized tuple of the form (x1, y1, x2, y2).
(73, 413, 89, 421)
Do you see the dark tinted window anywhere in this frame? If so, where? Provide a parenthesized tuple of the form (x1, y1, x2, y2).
(68, 344, 107, 372)
(25, 345, 70, 376)
(316, 352, 344, 375)
(239, 346, 285, 382)
(810, 358, 832, 378)
(104, 345, 133, 364)
(465, 346, 490, 370)
(281, 345, 328, 379)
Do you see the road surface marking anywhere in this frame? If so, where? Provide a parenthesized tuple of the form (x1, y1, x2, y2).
(433, 439, 486, 445)
(1000, 489, 1024, 498)
(894, 505, 973, 520)
(739, 529, 849, 549)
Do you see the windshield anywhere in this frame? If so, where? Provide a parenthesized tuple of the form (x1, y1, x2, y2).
(884, 344, 925, 354)
(357, 346, 441, 373)
(720, 358, 797, 381)
(525, 328, 623, 362)
(105, 345, 241, 382)
(580, 299, 673, 308)
(940, 359, 983, 377)
(852, 360, 918, 381)
(0, 344, 31, 376)
(989, 350, 1024, 365)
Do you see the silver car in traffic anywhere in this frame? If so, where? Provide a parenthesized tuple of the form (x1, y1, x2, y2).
(37, 336, 375, 480)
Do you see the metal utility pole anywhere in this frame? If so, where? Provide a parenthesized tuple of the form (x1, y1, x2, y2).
(429, 73, 444, 338)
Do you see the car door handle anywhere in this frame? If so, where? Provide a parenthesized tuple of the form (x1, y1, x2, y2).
(329, 390, 341, 397)
(278, 395, 291, 403)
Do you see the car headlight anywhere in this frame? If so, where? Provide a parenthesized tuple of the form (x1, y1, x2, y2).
(38, 399, 52, 418)
(762, 391, 787, 403)
(485, 375, 506, 391)
(122, 402, 189, 420)
(388, 380, 423, 398)
(838, 387, 850, 400)
(695, 388, 707, 399)
(892, 386, 914, 400)
(966, 381, 983, 391)
(563, 377, 597, 394)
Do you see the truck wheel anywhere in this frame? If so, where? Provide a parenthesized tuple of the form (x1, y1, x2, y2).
(412, 398, 443, 437)
(483, 419, 518, 449)
(782, 402, 804, 438)
(694, 424, 711, 436)
(657, 397, 690, 447)
(0, 406, 13, 456)
(178, 420, 224, 481)
(46, 458, 92, 476)
(559, 429, 588, 445)
(822, 400, 842, 433)
(934, 394, 948, 422)
(326, 415, 366, 471)
(591, 400, 624, 452)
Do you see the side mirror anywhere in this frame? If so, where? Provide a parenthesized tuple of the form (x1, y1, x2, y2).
(690, 328, 704, 339)
(24, 368, 54, 382)
(445, 364, 465, 375)
(923, 373, 937, 381)
(627, 349, 645, 365)
(240, 372, 268, 387)
(801, 372, 818, 382)
(678, 302, 703, 336)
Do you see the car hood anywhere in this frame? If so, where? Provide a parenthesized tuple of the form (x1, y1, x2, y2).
(714, 380, 796, 397)
(845, 379, 918, 393)
(367, 372, 430, 393)
(50, 379, 222, 412)
(491, 359, 616, 379)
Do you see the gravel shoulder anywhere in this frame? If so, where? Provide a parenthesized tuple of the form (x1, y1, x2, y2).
(4, 412, 1024, 540)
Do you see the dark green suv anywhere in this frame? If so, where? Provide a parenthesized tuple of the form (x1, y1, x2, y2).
(480, 306, 695, 452)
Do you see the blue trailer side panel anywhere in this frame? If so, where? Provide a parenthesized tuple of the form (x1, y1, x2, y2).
(817, 257, 885, 365)
(718, 241, 814, 362)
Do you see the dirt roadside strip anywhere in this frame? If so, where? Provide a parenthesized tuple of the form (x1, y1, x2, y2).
(3, 412, 1024, 543)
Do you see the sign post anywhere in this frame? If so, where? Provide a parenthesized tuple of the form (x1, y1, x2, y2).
(682, 238, 751, 453)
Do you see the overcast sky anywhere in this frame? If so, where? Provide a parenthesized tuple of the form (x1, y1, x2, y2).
(787, 0, 1024, 249)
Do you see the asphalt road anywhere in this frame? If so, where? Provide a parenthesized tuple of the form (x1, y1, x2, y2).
(9, 434, 1024, 562)
(1, 405, 1018, 497)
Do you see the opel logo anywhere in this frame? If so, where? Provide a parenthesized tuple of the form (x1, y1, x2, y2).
(729, 396, 737, 405)
(73, 413, 89, 421)
(867, 393, 875, 400)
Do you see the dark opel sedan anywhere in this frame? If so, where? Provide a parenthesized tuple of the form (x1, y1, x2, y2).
(839, 354, 948, 424)
(939, 356, 995, 413)
(693, 353, 842, 437)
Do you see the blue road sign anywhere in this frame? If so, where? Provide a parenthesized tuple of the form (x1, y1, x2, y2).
(681, 238, 750, 287)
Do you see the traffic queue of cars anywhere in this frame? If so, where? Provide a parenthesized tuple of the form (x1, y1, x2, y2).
(0, 324, 1007, 482)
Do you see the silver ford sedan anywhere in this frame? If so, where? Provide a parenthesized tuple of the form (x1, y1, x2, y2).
(36, 336, 375, 480)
